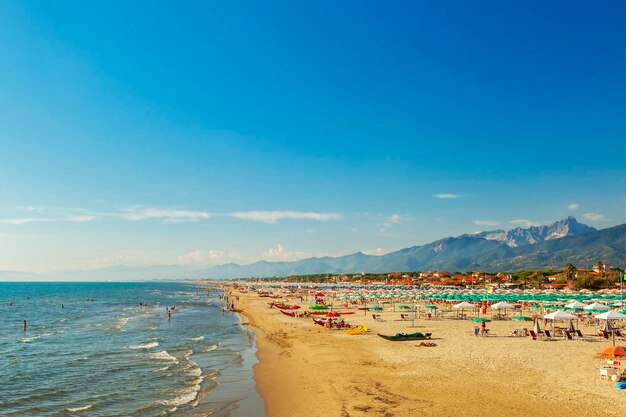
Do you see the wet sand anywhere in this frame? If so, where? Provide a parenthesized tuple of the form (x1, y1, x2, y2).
(234, 291, 626, 417)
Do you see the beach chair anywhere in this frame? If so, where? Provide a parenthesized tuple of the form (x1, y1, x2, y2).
(543, 330, 555, 340)
(400, 314, 406, 321)
(564, 330, 573, 340)
(529, 330, 538, 340)
(575, 330, 585, 339)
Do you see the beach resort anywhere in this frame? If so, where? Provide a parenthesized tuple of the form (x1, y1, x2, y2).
(224, 283, 626, 417)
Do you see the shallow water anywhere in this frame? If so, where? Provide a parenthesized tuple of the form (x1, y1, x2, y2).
(0, 282, 263, 417)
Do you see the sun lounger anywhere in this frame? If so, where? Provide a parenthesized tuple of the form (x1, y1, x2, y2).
(529, 330, 538, 340)
(564, 330, 573, 340)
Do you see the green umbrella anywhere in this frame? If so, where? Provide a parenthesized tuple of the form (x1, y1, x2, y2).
(309, 305, 329, 310)
(369, 306, 383, 311)
(513, 316, 533, 321)
(425, 305, 437, 309)
(472, 317, 491, 323)
(397, 305, 411, 310)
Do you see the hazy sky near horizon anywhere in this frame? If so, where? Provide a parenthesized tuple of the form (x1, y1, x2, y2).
(1, 1, 625, 274)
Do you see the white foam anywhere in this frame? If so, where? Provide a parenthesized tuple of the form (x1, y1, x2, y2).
(128, 341, 159, 350)
(65, 404, 93, 412)
(191, 336, 205, 341)
(199, 344, 218, 353)
(158, 379, 202, 408)
(113, 317, 130, 330)
(149, 350, 178, 363)
(20, 333, 54, 343)
(151, 366, 169, 373)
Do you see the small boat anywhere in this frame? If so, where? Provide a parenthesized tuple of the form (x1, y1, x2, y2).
(280, 310, 295, 317)
(377, 332, 432, 341)
(312, 318, 326, 326)
(311, 311, 329, 315)
(357, 307, 369, 311)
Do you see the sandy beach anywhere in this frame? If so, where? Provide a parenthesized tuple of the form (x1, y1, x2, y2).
(233, 290, 626, 417)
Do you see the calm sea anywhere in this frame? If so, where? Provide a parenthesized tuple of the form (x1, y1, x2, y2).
(0, 282, 263, 417)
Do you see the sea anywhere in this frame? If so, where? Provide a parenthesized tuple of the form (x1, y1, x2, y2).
(0, 281, 264, 417)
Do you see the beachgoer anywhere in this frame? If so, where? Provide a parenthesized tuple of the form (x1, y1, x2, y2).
(22, 320, 26, 331)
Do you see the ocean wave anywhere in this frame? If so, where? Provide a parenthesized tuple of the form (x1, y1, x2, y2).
(20, 332, 55, 343)
(113, 317, 130, 330)
(128, 341, 159, 350)
(199, 344, 218, 353)
(64, 404, 93, 413)
(149, 350, 178, 363)
(158, 378, 203, 408)
(191, 336, 204, 341)
(151, 366, 170, 373)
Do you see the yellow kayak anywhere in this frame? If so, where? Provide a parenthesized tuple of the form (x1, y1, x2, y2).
(344, 325, 368, 335)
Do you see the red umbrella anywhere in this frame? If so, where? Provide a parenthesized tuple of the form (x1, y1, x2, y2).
(597, 346, 626, 357)
(315, 292, 325, 297)
(326, 312, 340, 317)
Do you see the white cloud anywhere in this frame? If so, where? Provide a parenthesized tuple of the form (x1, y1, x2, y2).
(262, 244, 311, 261)
(0, 218, 52, 225)
(583, 212, 607, 222)
(473, 219, 500, 227)
(120, 207, 210, 222)
(388, 214, 402, 224)
(568, 203, 579, 210)
(230, 211, 340, 224)
(435, 193, 459, 199)
(509, 219, 540, 228)
(177, 250, 242, 265)
(363, 248, 387, 256)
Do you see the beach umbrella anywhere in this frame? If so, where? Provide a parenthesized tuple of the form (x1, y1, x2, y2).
(597, 346, 626, 357)
(584, 302, 609, 311)
(513, 316, 533, 321)
(369, 306, 383, 311)
(425, 305, 437, 309)
(326, 312, 340, 317)
(454, 302, 476, 309)
(595, 311, 626, 320)
(491, 301, 515, 309)
(564, 301, 588, 309)
(397, 305, 411, 310)
(472, 317, 491, 323)
(314, 292, 325, 297)
(544, 310, 577, 320)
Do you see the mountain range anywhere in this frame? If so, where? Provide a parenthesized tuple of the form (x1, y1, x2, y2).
(3, 217, 624, 280)
(196, 216, 623, 278)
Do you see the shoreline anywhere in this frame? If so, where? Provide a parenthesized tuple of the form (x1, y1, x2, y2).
(232, 288, 626, 417)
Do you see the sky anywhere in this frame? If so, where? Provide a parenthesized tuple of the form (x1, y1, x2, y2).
(0, 1, 625, 275)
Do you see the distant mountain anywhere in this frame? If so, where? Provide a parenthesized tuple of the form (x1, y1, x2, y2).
(193, 217, 618, 278)
(468, 216, 596, 247)
(11, 217, 621, 281)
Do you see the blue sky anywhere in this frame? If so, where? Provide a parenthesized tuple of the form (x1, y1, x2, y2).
(0, 1, 625, 274)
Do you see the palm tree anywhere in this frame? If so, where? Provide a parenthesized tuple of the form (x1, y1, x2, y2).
(565, 263, 577, 282)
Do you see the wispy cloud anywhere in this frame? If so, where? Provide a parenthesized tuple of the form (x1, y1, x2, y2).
(363, 248, 387, 256)
(568, 203, 579, 210)
(583, 212, 607, 222)
(177, 250, 242, 265)
(376, 213, 402, 233)
(120, 207, 211, 223)
(388, 214, 402, 224)
(230, 211, 340, 224)
(262, 244, 311, 261)
(473, 219, 500, 227)
(0, 215, 96, 225)
(434, 193, 459, 199)
(509, 219, 540, 228)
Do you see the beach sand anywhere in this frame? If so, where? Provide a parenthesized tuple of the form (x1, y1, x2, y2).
(234, 291, 626, 417)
